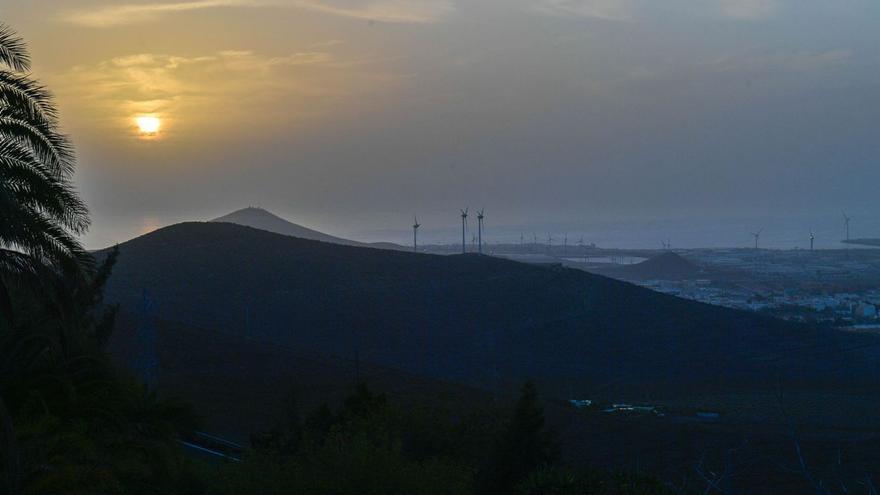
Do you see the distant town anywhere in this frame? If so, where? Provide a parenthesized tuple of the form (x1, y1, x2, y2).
(638, 248, 880, 329)
(423, 241, 880, 330)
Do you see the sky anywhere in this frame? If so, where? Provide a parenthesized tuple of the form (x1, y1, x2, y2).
(2, 0, 880, 249)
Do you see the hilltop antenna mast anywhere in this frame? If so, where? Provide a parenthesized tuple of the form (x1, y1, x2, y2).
(477, 209, 485, 254)
(412, 216, 420, 253)
(751, 228, 763, 250)
(460, 208, 469, 254)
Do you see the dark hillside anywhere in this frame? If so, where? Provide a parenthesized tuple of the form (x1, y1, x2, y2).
(102, 222, 880, 399)
(108, 312, 496, 443)
(108, 312, 880, 494)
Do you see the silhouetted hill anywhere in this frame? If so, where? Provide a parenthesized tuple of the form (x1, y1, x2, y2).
(102, 222, 879, 399)
(595, 252, 703, 280)
(212, 207, 405, 250)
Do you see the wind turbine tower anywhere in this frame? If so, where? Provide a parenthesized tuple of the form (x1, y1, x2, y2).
(477, 209, 485, 254)
(460, 208, 468, 254)
(579, 236, 587, 264)
(751, 229, 763, 250)
(810, 231, 815, 252)
(412, 216, 420, 253)
(843, 212, 851, 242)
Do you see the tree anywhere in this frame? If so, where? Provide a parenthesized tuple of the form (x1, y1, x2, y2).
(481, 381, 560, 494)
(0, 23, 90, 329)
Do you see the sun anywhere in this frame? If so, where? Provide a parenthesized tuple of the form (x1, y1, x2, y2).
(135, 115, 161, 135)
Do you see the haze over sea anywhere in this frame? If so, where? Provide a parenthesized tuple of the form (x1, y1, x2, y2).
(358, 215, 880, 250)
(86, 212, 880, 251)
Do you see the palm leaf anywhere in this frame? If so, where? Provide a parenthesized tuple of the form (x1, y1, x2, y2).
(0, 23, 30, 72)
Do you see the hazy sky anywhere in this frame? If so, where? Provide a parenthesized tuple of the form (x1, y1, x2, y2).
(3, 0, 880, 248)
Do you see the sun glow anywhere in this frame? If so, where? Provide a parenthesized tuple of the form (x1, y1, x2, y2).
(135, 115, 161, 135)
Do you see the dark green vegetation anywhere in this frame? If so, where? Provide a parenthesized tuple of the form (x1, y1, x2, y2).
(1, 248, 204, 494)
(214, 382, 670, 495)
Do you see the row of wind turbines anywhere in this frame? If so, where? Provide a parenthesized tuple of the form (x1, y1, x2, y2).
(750, 212, 853, 251)
(412, 208, 486, 254)
(412, 211, 858, 254)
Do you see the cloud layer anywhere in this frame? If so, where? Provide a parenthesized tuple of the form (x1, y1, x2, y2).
(63, 0, 456, 27)
(52, 47, 401, 142)
(531, 0, 780, 21)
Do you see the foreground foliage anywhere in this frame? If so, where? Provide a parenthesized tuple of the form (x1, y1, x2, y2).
(216, 382, 672, 495)
(0, 248, 203, 495)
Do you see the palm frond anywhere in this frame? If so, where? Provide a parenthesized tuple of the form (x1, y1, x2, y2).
(0, 139, 90, 233)
(0, 72, 74, 178)
(0, 115, 76, 181)
(0, 193, 92, 272)
(0, 24, 30, 72)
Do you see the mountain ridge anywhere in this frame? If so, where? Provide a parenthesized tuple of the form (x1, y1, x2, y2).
(211, 207, 405, 250)
(102, 221, 879, 399)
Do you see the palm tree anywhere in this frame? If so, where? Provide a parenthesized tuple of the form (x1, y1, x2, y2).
(0, 23, 90, 325)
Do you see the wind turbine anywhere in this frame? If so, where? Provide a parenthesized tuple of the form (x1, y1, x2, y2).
(412, 216, 420, 253)
(843, 212, 851, 241)
(460, 208, 468, 254)
(810, 231, 815, 252)
(579, 236, 587, 263)
(477, 209, 485, 254)
(751, 228, 763, 250)
(547, 234, 553, 252)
